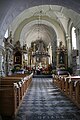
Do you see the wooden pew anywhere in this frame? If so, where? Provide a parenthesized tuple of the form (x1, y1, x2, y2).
(60, 76, 66, 92)
(75, 81, 80, 105)
(52, 75, 80, 108)
(0, 73, 33, 118)
(65, 77, 80, 106)
(0, 85, 17, 118)
(0, 80, 21, 106)
(0, 77, 24, 118)
(8, 73, 28, 77)
(2, 76, 29, 95)
(53, 74, 59, 86)
(53, 74, 68, 90)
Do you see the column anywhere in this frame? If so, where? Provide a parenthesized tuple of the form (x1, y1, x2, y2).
(56, 50, 59, 68)
(0, 51, 2, 76)
(76, 28, 80, 67)
(33, 43, 36, 65)
(0, 45, 5, 76)
(5, 47, 9, 76)
(66, 35, 72, 67)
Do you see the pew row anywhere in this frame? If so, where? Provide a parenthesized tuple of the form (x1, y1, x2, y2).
(0, 73, 33, 119)
(8, 73, 28, 77)
(53, 75, 80, 108)
(0, 85, 18, 117)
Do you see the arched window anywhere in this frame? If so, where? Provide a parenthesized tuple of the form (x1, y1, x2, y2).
(72, 27, 76, 49)
(4, 29, 8, 38)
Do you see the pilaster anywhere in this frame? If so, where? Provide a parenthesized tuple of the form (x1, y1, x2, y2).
(66, 35, 72, 67)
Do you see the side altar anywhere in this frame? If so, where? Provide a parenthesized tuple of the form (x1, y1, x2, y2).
(56, 41, 67, 69)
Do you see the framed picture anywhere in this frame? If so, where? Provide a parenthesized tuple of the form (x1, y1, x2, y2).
(59, 52, 65, 64)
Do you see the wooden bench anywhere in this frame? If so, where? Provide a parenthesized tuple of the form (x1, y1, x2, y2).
(65, 76, 80, 106)
(53, 74, 68, 89)
(0, 80, 21, 104)
(0, 85, 17, 118)
(2, 76, 30, 94)
(8, 73, 28, 77)
(0, 73, 33, 118)
(2, 77, 24, 97)
(52, 75, 80, 108)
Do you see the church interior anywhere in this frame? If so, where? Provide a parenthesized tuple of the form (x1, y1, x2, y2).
(0, 0, 80, 120)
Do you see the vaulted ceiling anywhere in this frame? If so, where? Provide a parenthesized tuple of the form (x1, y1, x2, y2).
(0, 0, 80, 47)
(10, 5, 80, 47)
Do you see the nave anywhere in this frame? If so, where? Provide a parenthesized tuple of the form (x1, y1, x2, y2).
(15, 78, 80, 120)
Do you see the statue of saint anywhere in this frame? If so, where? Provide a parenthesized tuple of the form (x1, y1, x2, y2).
(59, 41, 63, 48)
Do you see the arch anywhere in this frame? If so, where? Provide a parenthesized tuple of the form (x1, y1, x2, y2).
(13, 15, 65, 46)
(0, 2, 80, 42)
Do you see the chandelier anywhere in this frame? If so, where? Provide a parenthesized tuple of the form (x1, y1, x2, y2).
(32, 10, 50, 59)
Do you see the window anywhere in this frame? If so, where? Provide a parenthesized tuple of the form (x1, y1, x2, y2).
(72, 27, 76, 49)
(4, 29, 8, 38)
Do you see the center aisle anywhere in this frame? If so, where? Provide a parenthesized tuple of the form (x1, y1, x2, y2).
(15, 78, 80, 120)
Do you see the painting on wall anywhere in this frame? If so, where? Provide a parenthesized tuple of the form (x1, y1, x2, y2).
(59, 51, 65, 64)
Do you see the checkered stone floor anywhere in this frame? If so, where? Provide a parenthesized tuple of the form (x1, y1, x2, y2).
(15, 78, 80, 120)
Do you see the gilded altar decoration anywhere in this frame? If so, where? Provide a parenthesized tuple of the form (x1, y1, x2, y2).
(56, 41, 67, 69)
